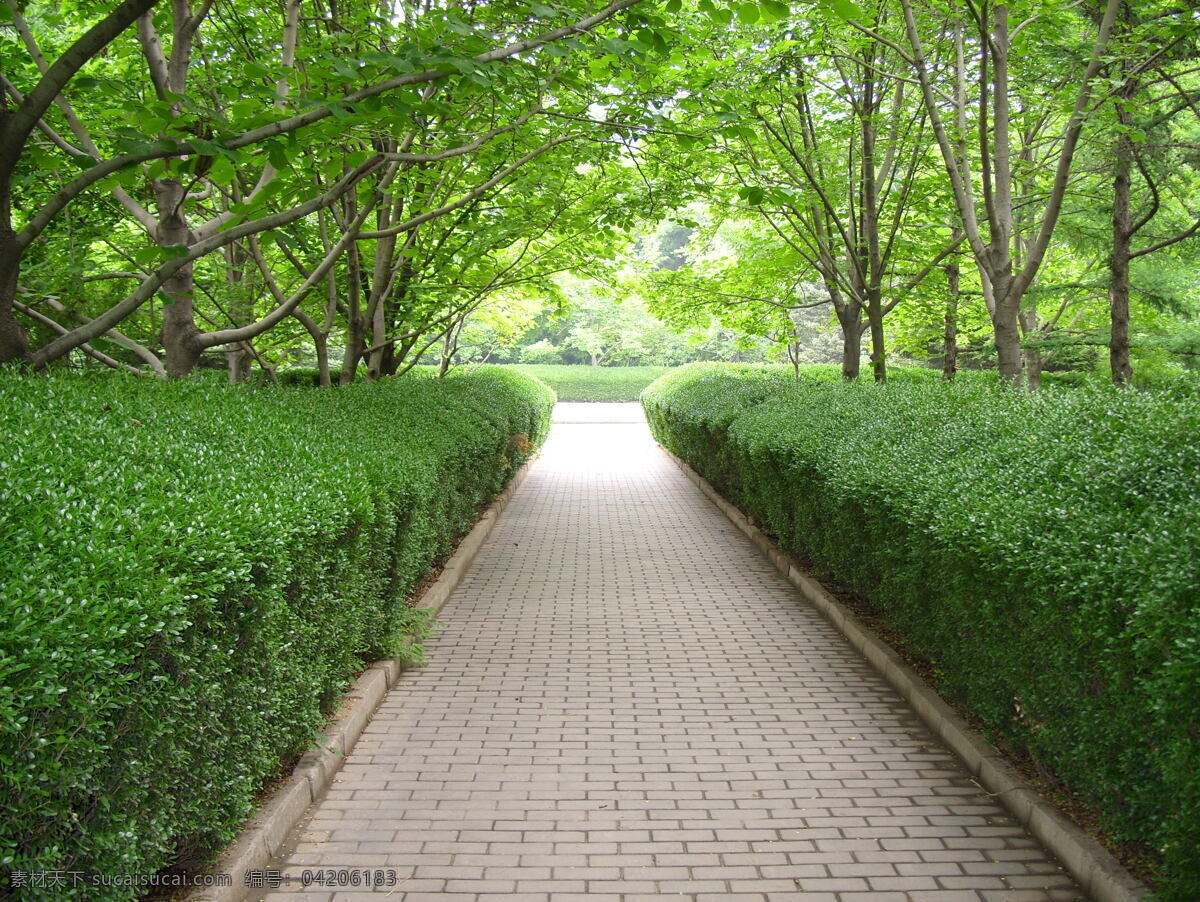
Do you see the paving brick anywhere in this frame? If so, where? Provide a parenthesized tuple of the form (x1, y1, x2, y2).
(261, 405, 1083, 902)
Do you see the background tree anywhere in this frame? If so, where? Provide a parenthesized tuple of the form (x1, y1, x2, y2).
(888, 0, 1122, 382)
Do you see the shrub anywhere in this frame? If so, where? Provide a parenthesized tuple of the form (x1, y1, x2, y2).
(276, 366, 325, 386)
(518, 340, 564, 366)
(642, 363, 1200, 901)
(0, 367, 553, 898)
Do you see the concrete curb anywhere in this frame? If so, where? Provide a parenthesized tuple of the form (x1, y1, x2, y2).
(189, 453, 538, 902)
(663, 448, 1149, 902)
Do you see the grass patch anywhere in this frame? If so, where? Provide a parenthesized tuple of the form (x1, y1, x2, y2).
(498, 364, 674, 401)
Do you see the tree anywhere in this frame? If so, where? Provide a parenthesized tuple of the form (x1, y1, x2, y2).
(735, 4, 958, 382)
(887, 0, 1122, 382)
(637, 211, 844, 368)
(2, 0, 648, 375)
(628, 1, 961, 380)
(1103, 2, 1200, 384)
(1, 0, 161, 363)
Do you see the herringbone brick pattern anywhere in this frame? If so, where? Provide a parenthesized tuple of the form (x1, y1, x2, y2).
(263, 406, 1083, 901)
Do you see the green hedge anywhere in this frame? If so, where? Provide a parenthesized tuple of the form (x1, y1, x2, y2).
(0, 366, 553, 898)
(643, 363, 1200, 900)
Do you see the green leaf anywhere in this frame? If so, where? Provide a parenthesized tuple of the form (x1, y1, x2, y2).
(825, 0, 862, 20)
(130, 247, 164, 265)
(113, 166, 141, 189)
(737, 3, 760, 24)
(739, 186, 765, 205)
(207, 157, 235, 185)
(384, 55, 417, 74)
(267, 144, 290, 171)
(188, 138, 224, 156)
(447, 56, 478, 74)
(759, 0, 789, 22)
(322, 155, 345, 180)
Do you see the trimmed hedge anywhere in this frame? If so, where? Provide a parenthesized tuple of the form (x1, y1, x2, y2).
(643, 363, 1200, 900)
(0, 366, 553, 898)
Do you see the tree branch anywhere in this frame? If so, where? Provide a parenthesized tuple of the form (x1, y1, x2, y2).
(0, 0, 161, 182)
(39, 297, 166, 376)
(29, 157, 383, 367)
(357, 135, 574, 240)
(15, 0, 640, 248)
(14, 301, 153, 376)
(197, 165, 397, 349)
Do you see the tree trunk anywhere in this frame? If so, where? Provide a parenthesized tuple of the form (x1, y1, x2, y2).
(866, 287, 887, 384)
(838, 315, 863, 381)
(160, 301, 203, 377)
(1019, 309, 1042, 390)
(989, 267, 1024, 383)
(339, 238, 365, 385)
(225, 346, 254, 382)
(153, 179, 204, 378)
(378, 342, 396, 377)
(993, 312, 1023, 383)
(858, 60, 886, 386)
(943, 234, 960, 380)
(386, 335, 416, 376)
(0, 226, 27, 364)
(365, 287, 388, 382)
(339, 319, 364, 385)
(1110, 97, 1135, 386)
(224, 243, 254, 382)
(828, 280, 862, 381)
(0, 116, 29, 363)
(292, 310, 331, 387)
(315, 340, 331, 387)
(438, 331, 454, 377)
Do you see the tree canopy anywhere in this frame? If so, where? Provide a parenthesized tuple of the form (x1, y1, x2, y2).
(3, 0, 1200, 385)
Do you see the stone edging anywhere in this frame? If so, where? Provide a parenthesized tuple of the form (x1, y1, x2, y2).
(663, 449, 1149, 902)
(189, 453, 538, 902)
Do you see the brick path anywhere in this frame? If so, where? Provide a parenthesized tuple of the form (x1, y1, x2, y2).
(265, 404, 1083, 901)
